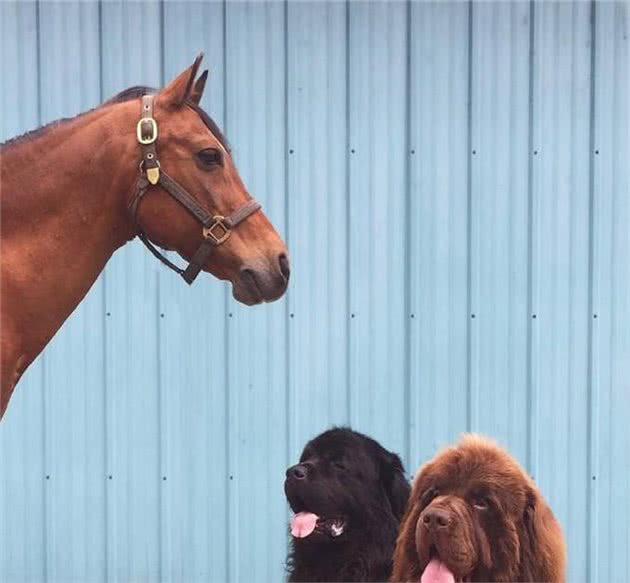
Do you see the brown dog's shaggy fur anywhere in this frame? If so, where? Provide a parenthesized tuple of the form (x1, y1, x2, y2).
(392, 435, 566, 582)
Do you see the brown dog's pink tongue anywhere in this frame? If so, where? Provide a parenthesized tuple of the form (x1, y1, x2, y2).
(290, 512, 318, 538)
(421, 558, 455, 583)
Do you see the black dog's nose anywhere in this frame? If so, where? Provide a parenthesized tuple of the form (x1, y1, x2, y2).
(286, 464, 308, 480)
(422, 508, 451, 531)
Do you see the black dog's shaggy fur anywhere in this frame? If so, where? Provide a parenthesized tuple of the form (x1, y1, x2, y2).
(284, 427, 411, 582)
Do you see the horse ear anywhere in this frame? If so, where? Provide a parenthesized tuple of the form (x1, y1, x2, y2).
(189, 69, 208, 105)
(159, 53, 204, 107)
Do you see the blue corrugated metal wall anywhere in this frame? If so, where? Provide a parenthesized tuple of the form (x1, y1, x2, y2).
(1, 1, 629, 581)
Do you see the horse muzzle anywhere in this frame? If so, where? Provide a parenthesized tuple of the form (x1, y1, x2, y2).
(232, 252, 290, 305)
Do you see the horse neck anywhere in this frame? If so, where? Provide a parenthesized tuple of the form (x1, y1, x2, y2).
(1, 103, 138, 240)
(0, 102, 139, 357)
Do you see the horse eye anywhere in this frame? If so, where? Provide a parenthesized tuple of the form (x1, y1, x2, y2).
(332, 461, 347, 471)
(196, 148, 222, 168)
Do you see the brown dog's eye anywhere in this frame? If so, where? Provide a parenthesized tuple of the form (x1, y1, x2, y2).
(473, 497, 490, 510)
(421, 487, 439, 506)
(196, 148, 222, 168)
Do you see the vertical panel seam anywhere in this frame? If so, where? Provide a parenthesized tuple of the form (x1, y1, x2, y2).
(157, 3, 165, 580)
(525, 0, 536, 476)
(221, 2, 231, 580)
(465, 0, 474, 432)
(344, 0, 352, 424)
(283, 0, 289, 451)
(283, 0, 291, 566)
(586, 0, 598, 579)
(35, 1, 48, 580)
(403, 0, 412, 467)
(97, 1, 109, 580)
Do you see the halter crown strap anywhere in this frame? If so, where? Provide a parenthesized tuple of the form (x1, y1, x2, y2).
(130, 94, 261, 285)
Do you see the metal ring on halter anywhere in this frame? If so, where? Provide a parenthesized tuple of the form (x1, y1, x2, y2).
(202, 216, 231, 244)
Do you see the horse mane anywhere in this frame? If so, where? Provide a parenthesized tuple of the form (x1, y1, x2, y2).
(106, 85, 157, 104)
(1, 85, 230, 152)
(0, 116, 79, 149)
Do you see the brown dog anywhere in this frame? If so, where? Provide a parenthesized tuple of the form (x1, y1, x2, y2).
(392, 435, 566, 582)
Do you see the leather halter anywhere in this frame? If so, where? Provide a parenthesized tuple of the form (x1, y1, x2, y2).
(129, 94, 261, 284)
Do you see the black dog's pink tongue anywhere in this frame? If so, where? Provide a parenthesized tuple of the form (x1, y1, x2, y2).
(421, 558, 455, 583)
(290, 512, 318, 538)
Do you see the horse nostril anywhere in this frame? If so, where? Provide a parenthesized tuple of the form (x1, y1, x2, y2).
(240, 267, 261, 292)
(278, 253, 291, 281)
(241, 267, 257, 285)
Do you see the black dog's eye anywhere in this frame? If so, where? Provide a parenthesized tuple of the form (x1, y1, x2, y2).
(196, 148, 222, 168)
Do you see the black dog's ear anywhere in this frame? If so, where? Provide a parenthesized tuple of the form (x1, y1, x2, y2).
(379, 451, 411, 521)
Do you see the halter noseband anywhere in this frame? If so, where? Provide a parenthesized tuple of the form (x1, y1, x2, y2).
(129, 94, 261, 285)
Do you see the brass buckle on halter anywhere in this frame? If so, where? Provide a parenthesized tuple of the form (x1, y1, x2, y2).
(203, 216, 231, 244)
(136, 118, 158, 145)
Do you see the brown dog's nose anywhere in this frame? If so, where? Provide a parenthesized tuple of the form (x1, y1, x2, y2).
(422, 508, 451, 531)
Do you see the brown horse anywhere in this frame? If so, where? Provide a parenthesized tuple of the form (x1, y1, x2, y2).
(0, 55, 290, 419)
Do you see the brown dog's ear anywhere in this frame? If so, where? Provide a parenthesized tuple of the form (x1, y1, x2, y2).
(380, 451, 411, 521)
(521, 488, 566, 582)
(189, 69, 208, 105)
(159, 53, 204, 107)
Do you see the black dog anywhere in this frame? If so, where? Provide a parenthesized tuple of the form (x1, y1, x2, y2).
(285, 427, 411, 582)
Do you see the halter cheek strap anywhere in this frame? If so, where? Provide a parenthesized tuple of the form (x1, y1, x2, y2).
(129, 94, 261, 285)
